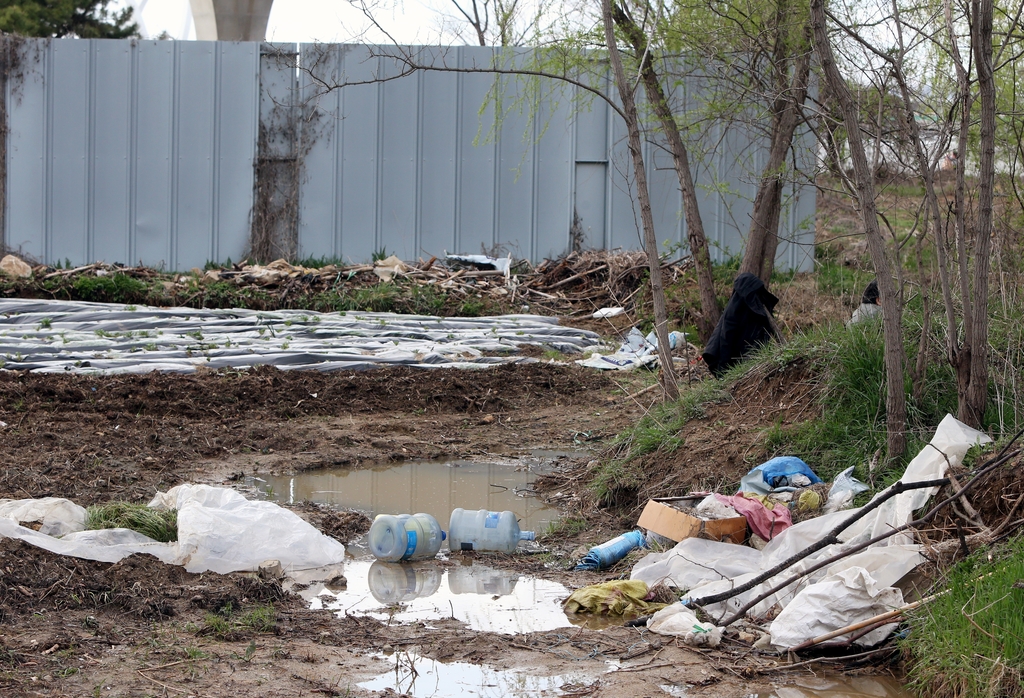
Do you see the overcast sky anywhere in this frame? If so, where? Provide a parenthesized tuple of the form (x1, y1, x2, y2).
(127, 0, 492, 44)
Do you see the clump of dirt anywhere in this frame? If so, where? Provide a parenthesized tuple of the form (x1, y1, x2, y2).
(0, 538, 294, 624)
(290, 502, 372, 543)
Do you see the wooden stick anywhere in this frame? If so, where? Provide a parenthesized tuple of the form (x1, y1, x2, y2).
(548, 264, 608, 290)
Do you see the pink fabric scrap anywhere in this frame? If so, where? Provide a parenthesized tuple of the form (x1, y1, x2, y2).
(714, 493, 792, 541)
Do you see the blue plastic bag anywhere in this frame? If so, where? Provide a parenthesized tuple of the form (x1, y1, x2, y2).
(739, 456, 822, 494)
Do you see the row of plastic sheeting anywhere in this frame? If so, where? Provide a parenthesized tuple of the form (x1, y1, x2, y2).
(0, 298, 601, 375)
(0, 484, 347, 575)
(633, 415, 991, 649)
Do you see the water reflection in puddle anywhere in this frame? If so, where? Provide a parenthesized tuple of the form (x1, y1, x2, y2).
(658, 676, 912, 698)
(756, 676, 913, 697)
(310, 559, 573, 635)
(261, 458, 562, 533)
(359, 652, 591, 697)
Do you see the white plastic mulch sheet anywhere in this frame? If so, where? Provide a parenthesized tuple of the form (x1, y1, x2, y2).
(633, 415, 991, 648)
(0, 298, 601, 375)
(0, 484, 347, 575)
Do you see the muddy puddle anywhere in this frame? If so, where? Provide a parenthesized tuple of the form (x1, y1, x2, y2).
(751, 676, 913, 697)
(360, 652, 911, 698)
(307, 558, 574, 635)
(360, 651, 593, 697)
(261, 456, 579, 635)
(259, 455, 565, 533)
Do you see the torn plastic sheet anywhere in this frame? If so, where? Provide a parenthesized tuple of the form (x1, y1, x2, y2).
(576, 328, 685, 371)
(0, 485, 347, 575)
(0, 299, 600, 375)
(445, 254, 512, 275)
(769, 567, 904, 649)
(633, 415, 990, 647)
(0, 497, 87, 537)
(647, 604, 723, 647)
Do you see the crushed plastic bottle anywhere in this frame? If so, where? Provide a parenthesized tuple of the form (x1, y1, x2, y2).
(447, 508, 535, 553)
(574, 530, 647, 571)
(368, 513, 446, 562)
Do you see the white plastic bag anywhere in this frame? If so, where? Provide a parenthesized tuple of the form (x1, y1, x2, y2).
(823, 467, 870, 514)
(648, 604, 723, 646)
(769, 567, 903, 649)
(693, 494, 740, 520)
(0, 485, 346, 575)
(0, 498, 87, 537)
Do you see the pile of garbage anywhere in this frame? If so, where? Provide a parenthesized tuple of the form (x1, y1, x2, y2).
(563, 415, 994, 652)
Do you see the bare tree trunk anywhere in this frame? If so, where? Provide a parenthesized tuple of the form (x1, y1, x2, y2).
(889, 0, 957, 358)
(911, 234, 932, 405)
(811, 0, 907, 458)
(611, 3, 720, 342)
(738, 8, 812, 284)
(963, 0, 995, 427)
(601, 0, 679, 400)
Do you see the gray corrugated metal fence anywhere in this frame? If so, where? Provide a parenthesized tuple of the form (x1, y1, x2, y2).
(4, 38, 815, 272)
(6, 39, 259, 271)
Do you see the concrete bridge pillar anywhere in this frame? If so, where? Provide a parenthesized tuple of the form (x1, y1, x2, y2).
(189, 0, 276, 41)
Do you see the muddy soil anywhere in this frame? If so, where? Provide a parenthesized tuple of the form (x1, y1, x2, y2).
(0, 362, 902, 697)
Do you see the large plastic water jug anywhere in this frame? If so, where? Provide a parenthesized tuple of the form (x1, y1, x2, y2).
(367, 561, 442, 603)
(368, 513, 446, 562)
(447, 509, 535, 553)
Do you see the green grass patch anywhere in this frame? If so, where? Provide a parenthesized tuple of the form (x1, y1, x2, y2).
(903, 536, 1024, 698)
(542, 516, 588, 539)
(85, 502, 178, 542)
(202, 604, 276, 639)
(71, 273, 152, 304)
(590, 379, 731, 504)
(293, 255, 346, 268)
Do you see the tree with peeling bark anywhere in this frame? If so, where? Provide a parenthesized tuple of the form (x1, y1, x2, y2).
(653, 0, 815, 286)
(608, 2, 720, 341)
(601, 0, 680, 400)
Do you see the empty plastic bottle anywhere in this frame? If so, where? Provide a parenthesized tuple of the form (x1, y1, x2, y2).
(368, 513, 446, 562)
(574, 530, 647, 571)
(447, 509, 535, 553)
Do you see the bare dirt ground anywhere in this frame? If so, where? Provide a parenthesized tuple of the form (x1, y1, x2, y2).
(0, 360, 909, 698)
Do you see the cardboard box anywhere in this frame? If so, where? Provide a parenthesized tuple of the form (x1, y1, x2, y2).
(637, 499, 747, 545)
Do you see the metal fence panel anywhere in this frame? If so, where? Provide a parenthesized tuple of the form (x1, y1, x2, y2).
(418, 55, 459, 257)
(6, 42, 47, 261)
(49, 40, 90, 265)
(216, 43, 261, 263)
(132, 41, 175, 266)
(91, 41, 132, 265)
